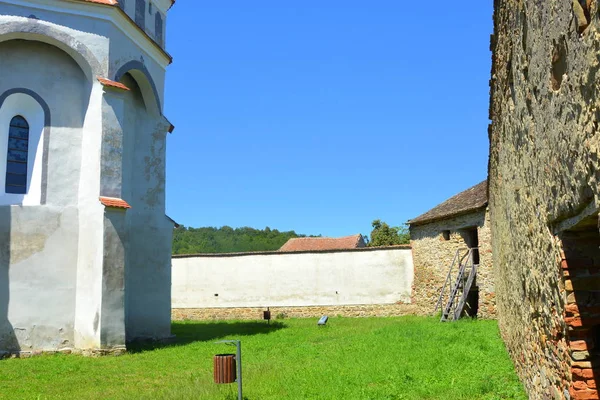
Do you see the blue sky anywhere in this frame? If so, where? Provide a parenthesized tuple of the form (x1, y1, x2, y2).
(164, 2, 494, 237)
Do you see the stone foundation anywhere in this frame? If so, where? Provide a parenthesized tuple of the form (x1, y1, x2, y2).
(172, 304, 418, 321)
(0, 347, 127, 359)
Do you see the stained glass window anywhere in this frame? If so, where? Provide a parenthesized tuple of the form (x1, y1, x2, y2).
(6, 116, 28, 194)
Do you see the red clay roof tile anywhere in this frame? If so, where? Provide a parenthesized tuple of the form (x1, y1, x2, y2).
(80, 0, 176, 8)
(99, 196, 131, 209)
(82, 0, 117, 5)
(279, 234, 365, 252)
(97, 77, 130, 91)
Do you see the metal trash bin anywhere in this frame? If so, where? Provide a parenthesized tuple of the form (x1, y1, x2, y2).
(214, 354, 236, 384)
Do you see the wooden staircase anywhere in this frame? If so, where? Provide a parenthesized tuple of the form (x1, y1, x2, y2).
(434, 248, 478, 322)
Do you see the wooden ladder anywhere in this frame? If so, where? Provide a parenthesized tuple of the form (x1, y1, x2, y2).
(435, 248, 478, 322)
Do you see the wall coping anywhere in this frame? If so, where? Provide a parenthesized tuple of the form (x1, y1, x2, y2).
(172, 245, 411, 259)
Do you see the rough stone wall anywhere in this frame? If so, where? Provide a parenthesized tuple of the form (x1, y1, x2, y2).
(489, 1, 600, 399)
(172, 304, 418, 321)
(410, 209, 495, 318)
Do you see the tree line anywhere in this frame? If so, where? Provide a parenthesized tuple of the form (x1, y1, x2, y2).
(172, 226, 317, 254)
(172, 220, 410, 254)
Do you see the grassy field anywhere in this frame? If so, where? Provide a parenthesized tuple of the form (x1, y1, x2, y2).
(0, 316, 526, 399)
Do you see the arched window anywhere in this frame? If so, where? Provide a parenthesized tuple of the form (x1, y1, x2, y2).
(5, 115, 29, 194)
(135, 0, 146, 28)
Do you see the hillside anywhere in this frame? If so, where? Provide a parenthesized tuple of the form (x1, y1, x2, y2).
(172, 226, 318, 254)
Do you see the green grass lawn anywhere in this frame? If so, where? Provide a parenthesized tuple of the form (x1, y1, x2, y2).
(0, 316, 526, 400)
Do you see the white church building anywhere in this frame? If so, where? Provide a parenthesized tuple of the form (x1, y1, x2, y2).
(0, 0, 175, 353)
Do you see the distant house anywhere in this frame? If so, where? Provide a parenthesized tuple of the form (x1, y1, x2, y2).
(279, 234, 366, 252)
(408, 180, 495, 319)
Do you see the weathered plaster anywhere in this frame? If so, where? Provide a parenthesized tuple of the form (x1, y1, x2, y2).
(0, 16, 103, 79)
(0, 0, 173, 352)
(114, 60, 162, 114)
(100, 210, 126, 348)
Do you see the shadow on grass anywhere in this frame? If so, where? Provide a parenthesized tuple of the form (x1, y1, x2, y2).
(128, 321, 286, 353)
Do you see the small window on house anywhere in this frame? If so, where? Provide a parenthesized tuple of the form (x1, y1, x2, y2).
(148, 1, 153, 14)
(6, 116, 29, 194)
(441, 230, 451, 241)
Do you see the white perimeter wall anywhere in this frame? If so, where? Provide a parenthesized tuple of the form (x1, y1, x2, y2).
(172, 248, 414, 308)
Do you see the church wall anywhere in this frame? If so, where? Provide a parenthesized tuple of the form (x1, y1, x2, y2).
(107, 26, 166, 111)
(1, 206, 79, 351)
(0, 2, 170, 92)
(120, 74, 171, 341)
(0, 40, 90, 205)
(0, 39, 90, 351)
(0, 4, 110, 76)
(118, 0, 169, 49)
(0, 0, 172, 351)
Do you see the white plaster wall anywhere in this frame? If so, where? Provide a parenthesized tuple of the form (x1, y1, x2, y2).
(121, 74, 171, 340)
(0, 40, 89, 206)
(0, 39, 89, 351)
(119, 0, 168, 48)
(0, 1, 169, 102)
(73, 82, 105, 349)
(0, 5, 110, 78)
(5, 206, 79, 351)
(172, 248, 414, 308)
(0, 0, 172, 350)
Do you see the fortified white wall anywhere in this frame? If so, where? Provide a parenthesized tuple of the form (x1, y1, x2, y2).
(172, 247, 414, 309)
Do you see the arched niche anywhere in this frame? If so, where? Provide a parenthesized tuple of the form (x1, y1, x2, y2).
(114, 61, 162, 116)
(0, 20, 103, 82)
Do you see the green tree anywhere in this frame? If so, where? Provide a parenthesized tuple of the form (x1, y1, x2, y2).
(171, 225, 319, 254)
(368, 220, 410, 247)
(395, 224, 410, 245)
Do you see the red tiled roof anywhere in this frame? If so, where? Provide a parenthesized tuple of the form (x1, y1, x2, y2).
(99, 196, 131, 209)
(80, 0, 175, 8)
(279, 235, 366, 252)
(82, 0, 116, 5)
(408, 180, 488, 226)
(97, 77, 130, 91)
